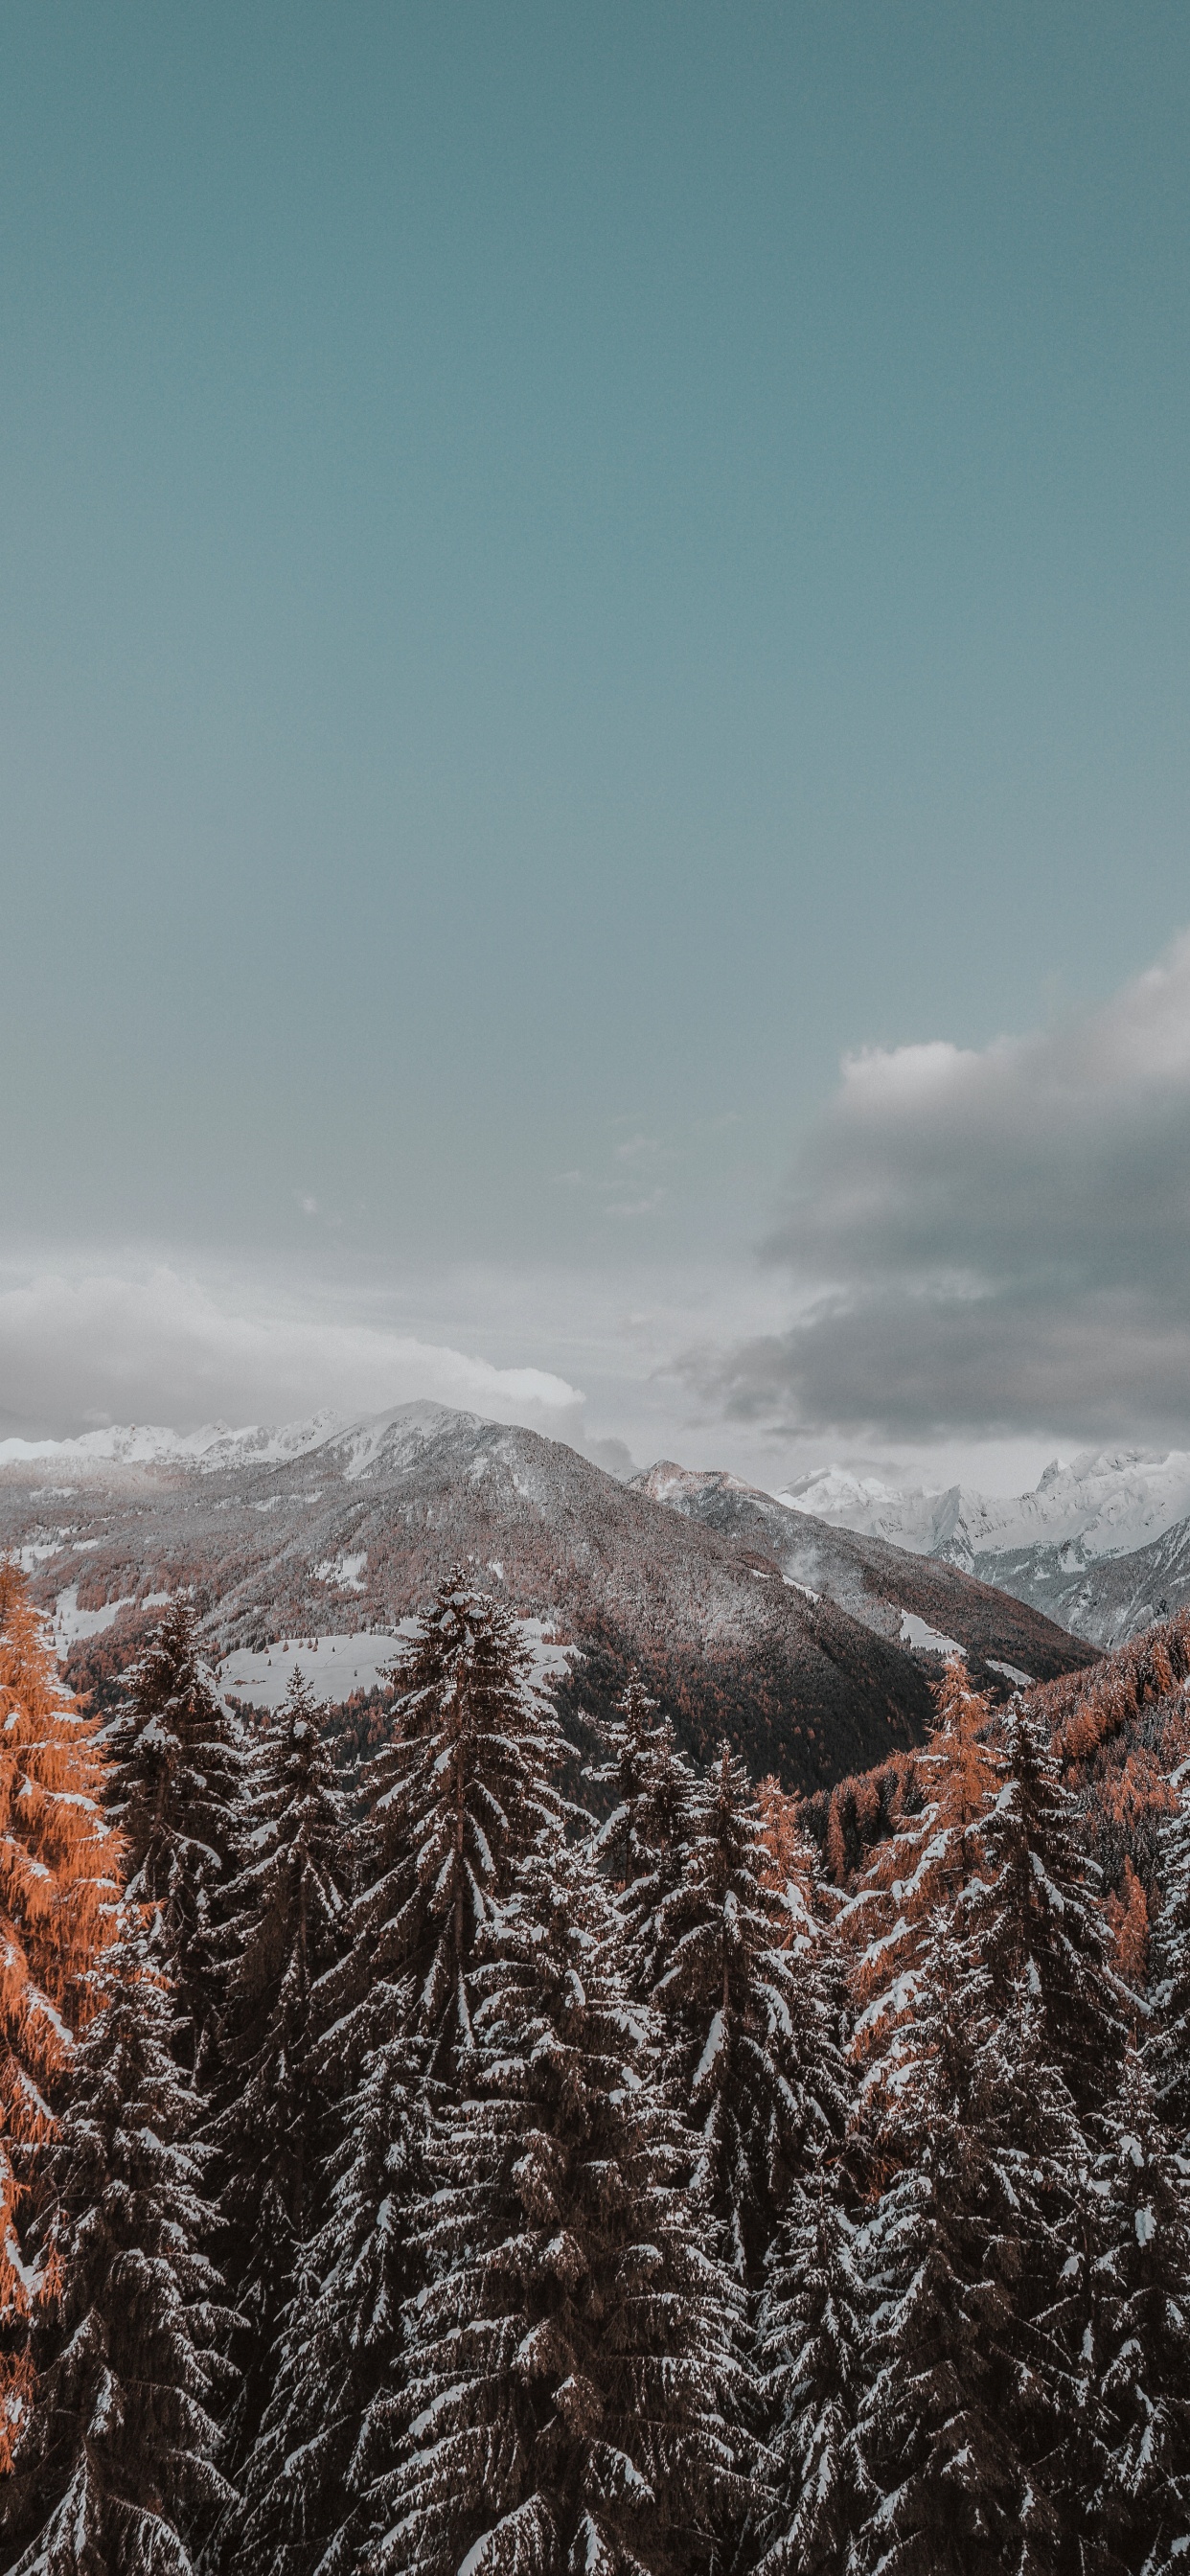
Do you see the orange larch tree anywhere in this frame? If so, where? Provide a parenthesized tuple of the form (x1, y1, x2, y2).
(1106, 1852, 1150, 1991)
(842, 1656, 1001, 2179)
(0, 1562, 122, 2464)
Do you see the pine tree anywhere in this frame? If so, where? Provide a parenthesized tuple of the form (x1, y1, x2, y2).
(842, 1696, 1136, 2576)
(753, 2155, 867, 2576)
(850, 1925, 1078, 2576)
(755, 1774, 823, 1914)
(648, 1740, 846, 2288)
(1063, 2044, 1190, 2574)
(1149, 1764, 1190, 2129)
(335, 1573, 567, 2082)
(231, 1576, 567, 2576)
(0, 1564, 121, 2464)
(968, 1701, 1127, 2126)
(371, 1831, 746, 2576)
(107, 1599, 248, 2078)
(209, 1668, 352, 2474)
(231, 2041, 425, 2576)
(0, 1916, 233, 2574)
(589, 1673, 698, 1915)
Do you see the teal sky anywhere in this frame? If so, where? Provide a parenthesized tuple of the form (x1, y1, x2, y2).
(4, 4, 1190, 1473)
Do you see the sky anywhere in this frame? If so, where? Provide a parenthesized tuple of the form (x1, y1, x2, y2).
(3, 3, 1189, 1492)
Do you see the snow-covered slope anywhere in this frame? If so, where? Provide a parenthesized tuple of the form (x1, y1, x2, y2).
(779, 1448, 1190, 1646)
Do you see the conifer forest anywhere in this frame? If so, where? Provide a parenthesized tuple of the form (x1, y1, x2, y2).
(1, 1554, 1188, 2576)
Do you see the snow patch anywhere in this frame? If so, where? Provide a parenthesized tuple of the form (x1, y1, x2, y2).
(220, 1628, 418, 1710)
(220, 1614, 572, 1712)
(899, 1611, 963, 1657)
(16, 1538, 66, 1573)
(314, 1552, 367, 1593)
(51, 1584, 172, 1646)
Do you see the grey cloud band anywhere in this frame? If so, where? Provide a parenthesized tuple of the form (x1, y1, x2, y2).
(707, 932, 1190, 1441)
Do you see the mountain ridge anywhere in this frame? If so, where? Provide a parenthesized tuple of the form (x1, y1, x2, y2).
(0, 1404, 1094, 1792)
(778, 1446, 1190, 1646)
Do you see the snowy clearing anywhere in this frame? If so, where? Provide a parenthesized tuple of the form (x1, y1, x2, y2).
(52, 1584, 173, 1646)
(899, 1610, 963, 1657)
(314, 1551, 368, 1592)
(220, 1616, 573, 1711)
(219, 1628, 419, 1709)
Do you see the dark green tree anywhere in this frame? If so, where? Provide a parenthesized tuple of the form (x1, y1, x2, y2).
(589, 1673, 698, 1919)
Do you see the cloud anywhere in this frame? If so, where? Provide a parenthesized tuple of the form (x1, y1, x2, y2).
(714, 929, 1190, 1441)
(0, 1262, 588, 1447)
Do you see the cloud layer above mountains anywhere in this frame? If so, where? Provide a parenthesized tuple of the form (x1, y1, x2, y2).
(717, 931, 1190, 1444)
(10, 932, 1189, 1482)
(0, 1264, 588, 1450)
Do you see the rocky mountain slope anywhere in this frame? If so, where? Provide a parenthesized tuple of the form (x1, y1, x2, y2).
(0, 1404, 1094, 1790)
(632, 1464, 1097, 1685)
(781, 1448, 1190, 1647)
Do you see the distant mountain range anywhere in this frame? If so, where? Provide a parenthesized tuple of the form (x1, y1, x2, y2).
(781, 1448, 1190, 1647)
(0, 1404, 1093, 1792)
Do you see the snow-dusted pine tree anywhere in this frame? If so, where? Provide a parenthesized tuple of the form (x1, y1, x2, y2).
(968, 1700, 1127, 2125)
(332, 1572, 567, 2082)
(589, 1672, 698, 1911)
(107, 1599, 248, 2078)
(647, 1739, 847, 2288)
(1058, 2043, 1190, 2572)
(230, 1576, 567, 2576)
(0, 1916, 233, 2576)
(1149, 1760, 1190, 2129)
(850, 1924, 1079, 2576)
(208, 1668, 352, 2473)
(752, 2154, 866, 2576)
(0, 1564, 121, 2466)
(230, 2040, 424, 2576)
(372, 1829, 746, 2576)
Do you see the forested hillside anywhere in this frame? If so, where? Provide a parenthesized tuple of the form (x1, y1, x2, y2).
(0, 1566, 1186, 2573)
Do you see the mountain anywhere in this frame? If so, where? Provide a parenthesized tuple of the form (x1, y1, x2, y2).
(631, 1463, 1096, 1688)
(0, 1404, 1094, 1792)
(781, 1447, 1190, 1648)
(0, 1409, 354, 1475)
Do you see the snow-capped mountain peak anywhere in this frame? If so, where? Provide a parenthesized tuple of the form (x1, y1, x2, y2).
(779, 1447, 1190, 1573)
(0, 1402, 471, 1480)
